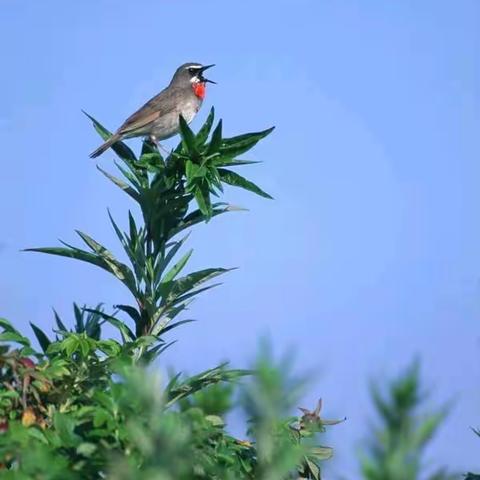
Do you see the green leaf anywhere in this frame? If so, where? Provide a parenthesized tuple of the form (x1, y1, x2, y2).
(53, 309, 68, 333)
(53, 412, 81, 447)
(215, 158, 261, 167)
(196, 106, 215, 145)
(413, 412, 445, 448)
(85, 308, 102, 340)
(0, 390, 19, 399)
(207, 119, 223, 155)
(142, 341, 176, 362)
(220, 126, 275, 157)
(97, 165, 140, 201)
(185, 160, 203, 182)
(63, 336, 80, 357)
(115, 304, 141, 325)
(28, 427, 48, 444)
(0, 318, 21, 334)
(170, 204, 235, 238)
(107, 210, 131, 251)
(178, 115, 198, 155)
(76, 231, 138, 291)
(155, 233, 191, 281)
(77, 442, 97, 457)
(194, 185, 212, 219)
(97, 339, 122, 356)
(165, 364, 249, 407)
(0, 331, 30, 347)
(128, 211, 138, 243)
(26, 245, 136, 294)
(30, 322, 51, 353)
(83, 309, 135, 343)
(92, 408, 112, 428)
(138, 152, 164, 173)
(309, 446, 333, 461)
(218, 168, 273, 199)
(134, 335, 160, 348)
(170, 283, 223, 307)
(157, 319, 195, 336)
(164, 268, 232, 301)
(205, 415, 224, 427)
(73, 303, 85, 333)
(162, 249, 193, 283)
(78, 337, 91, 357)
(305, 458, 321, 479)
(114, 160, 143, 190)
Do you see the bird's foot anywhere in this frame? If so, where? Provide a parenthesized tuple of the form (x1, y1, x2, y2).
(147, 135, 169, 155)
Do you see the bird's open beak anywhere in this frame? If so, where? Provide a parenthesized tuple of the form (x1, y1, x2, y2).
(199, 64, 216, 84)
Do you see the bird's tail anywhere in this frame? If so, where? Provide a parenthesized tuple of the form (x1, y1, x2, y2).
(89, 134, 121, 158)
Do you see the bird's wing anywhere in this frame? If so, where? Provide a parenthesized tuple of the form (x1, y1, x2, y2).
(118, 89, 178, 135)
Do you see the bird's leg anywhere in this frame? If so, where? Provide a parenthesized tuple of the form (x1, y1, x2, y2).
(142, 135, 157, 152)
(148, 135, 170, 155)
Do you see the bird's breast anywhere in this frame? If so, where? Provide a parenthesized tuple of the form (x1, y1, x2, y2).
(180, 97, 202, 124)
(149, 96, 201, 140)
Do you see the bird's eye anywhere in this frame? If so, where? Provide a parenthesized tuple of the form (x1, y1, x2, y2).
(188, 68, 196, 75)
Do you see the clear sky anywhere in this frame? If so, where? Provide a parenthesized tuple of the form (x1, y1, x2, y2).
(1, 0, 479, 476)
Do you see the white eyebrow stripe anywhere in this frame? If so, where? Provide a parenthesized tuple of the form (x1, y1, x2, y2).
(185, 65, 203, 70)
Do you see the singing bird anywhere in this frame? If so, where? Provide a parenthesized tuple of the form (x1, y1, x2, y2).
(89, 62, 215, 158)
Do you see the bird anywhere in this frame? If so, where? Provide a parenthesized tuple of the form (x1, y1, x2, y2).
(89, 62, 216, 158)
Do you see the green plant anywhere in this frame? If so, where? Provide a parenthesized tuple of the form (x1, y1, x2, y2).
(0, 110, 342, 478)
(359, 361, 455, 480)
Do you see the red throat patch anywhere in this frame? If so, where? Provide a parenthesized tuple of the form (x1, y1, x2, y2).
(192, 82, 206, 100)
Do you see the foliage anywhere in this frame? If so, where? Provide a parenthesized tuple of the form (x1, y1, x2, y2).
(359, 361, 455, 480)
(0, 110, 342, 478)
(0, 317, 341, 479)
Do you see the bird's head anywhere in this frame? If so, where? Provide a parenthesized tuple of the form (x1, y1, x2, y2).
(171, 62, 216, 99)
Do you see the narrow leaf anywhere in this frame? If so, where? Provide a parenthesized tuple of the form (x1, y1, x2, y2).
(155, 233, 191, 282)
(207, 119, 223, 155)
(220, 126, 275, 157)
(215, 158, 261, 167)
(83, 309, 135, 343)
(114, 304, 141, 325)
(196, 106, 215, 145)
(52, 309, 68, 333)
(0, 332, 30, 347)
(178, 115, 198, 155)
(218, 168, 273, 199)
(164, 268, 232, 300)
(162, 249, 193, 283)
(0, 318, 19, 334)
(97, 165, 140, 201)
(194, 185, 212, 219)
(158, 319, 195, 336)
(30, 322, 51, 353)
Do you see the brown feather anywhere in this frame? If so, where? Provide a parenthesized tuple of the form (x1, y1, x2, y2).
(89, 134, 121, 159)
(118, 88, 180, 136)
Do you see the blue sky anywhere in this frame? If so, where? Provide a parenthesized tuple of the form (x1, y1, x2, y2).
(1, 0, 479, 476)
